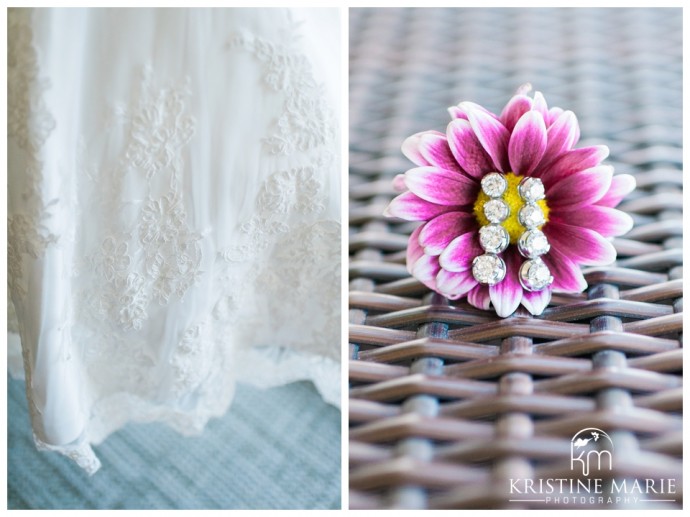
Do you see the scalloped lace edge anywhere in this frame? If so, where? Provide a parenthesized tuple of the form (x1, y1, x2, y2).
(8, 332, 339, 475)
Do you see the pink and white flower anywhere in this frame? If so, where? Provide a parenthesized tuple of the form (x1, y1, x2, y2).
(384, 85, 635, 317)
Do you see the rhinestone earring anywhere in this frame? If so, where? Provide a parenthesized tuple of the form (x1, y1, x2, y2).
(472, 173, 509, 286)
(517, 177, 553, 291)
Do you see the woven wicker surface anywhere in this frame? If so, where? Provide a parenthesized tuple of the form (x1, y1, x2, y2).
(348, 8, 682, 510)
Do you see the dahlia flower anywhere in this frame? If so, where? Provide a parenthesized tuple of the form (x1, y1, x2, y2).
(384, 85, 635, 317)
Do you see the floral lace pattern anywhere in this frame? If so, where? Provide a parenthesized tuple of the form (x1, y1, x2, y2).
(86, 68, 202, 331)
(7, 9, 58, 299)
(257, 166, 325, 214)
(123, 75, 195, 180)
(7, 214, 58, 298)
(220, 19, 341, 362)
(139, 192, 202, 304)
(255, 220, 341, 359)
(170, 323, 213, 396)
(7, 9, 56, 153)
(231, 26, 336, 156)
(221, 165, 328, 263)
(93, 236, 131, 282)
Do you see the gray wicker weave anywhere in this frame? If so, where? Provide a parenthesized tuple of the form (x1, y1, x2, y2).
(349, 8, 682, 510)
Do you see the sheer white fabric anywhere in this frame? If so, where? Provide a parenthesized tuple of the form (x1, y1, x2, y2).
(7, 8, 341, 474)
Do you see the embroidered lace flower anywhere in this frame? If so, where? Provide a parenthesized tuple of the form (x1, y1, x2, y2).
(384, 84, 636, 317)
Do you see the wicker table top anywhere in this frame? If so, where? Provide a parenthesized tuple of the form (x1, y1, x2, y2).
(348, 8, 682, 510)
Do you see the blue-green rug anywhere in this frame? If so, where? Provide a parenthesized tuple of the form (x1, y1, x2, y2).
(7, 377, 341, 509)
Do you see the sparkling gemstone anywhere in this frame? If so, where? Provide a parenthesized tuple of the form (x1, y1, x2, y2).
(519, 258, 553, 291)
(518, 203, 545, 228)
(518, 177, 545, 202)
(479, 224, 509, 254)
(472, 253, 506, 286)
(481, 172, 507, 198)
(518, 229, 550, 258)
(483, 198, 509, 223)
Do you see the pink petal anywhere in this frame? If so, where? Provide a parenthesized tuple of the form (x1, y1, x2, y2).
(515, 83, 533, 95)
(412, 253, 441, 291)
(439, 232, 483, 272)
(540, 110, 580, 168)
(392, 174, 406, 192)
(521, 288, 552, 316)
(551, 205, 634, 238)
(499, 94, 533, 132)
(451, 101, 498, 120)
(436, 268, 477, 300)
(404, 166, 478, 206)
(406, 225, 425, 275)
(468, 284, 491, 311)
(447, 119, 495, 179)
(538, 145, 609, 186)
(419, 211, 477, 256)
(547, 165, 613, 209)
(448, 105, 468, 120)
(545, 222, 617, 266)
(401, 130, 444, 166)
(596, 174, 636, 208)
(542, 245, 587, 293)
(461, 102, 511, 172)
(508, 111, 547, 176)
(384, 191, 461, 221)
(532, 91, 549, 120)
(489, 248, 523, 318)
(546, 106, 564, 126)
(418, 132, 464, 174)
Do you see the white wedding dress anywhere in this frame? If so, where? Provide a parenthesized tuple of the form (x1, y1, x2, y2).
(7, 8, 341, 474)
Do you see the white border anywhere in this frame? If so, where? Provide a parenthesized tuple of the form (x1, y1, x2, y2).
(3, 2, 688, 515)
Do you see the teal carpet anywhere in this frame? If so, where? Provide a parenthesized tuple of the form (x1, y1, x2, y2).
(7, 377, 341, 509)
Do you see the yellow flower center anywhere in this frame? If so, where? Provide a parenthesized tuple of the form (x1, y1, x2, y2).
(473, 172, 550, 244)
